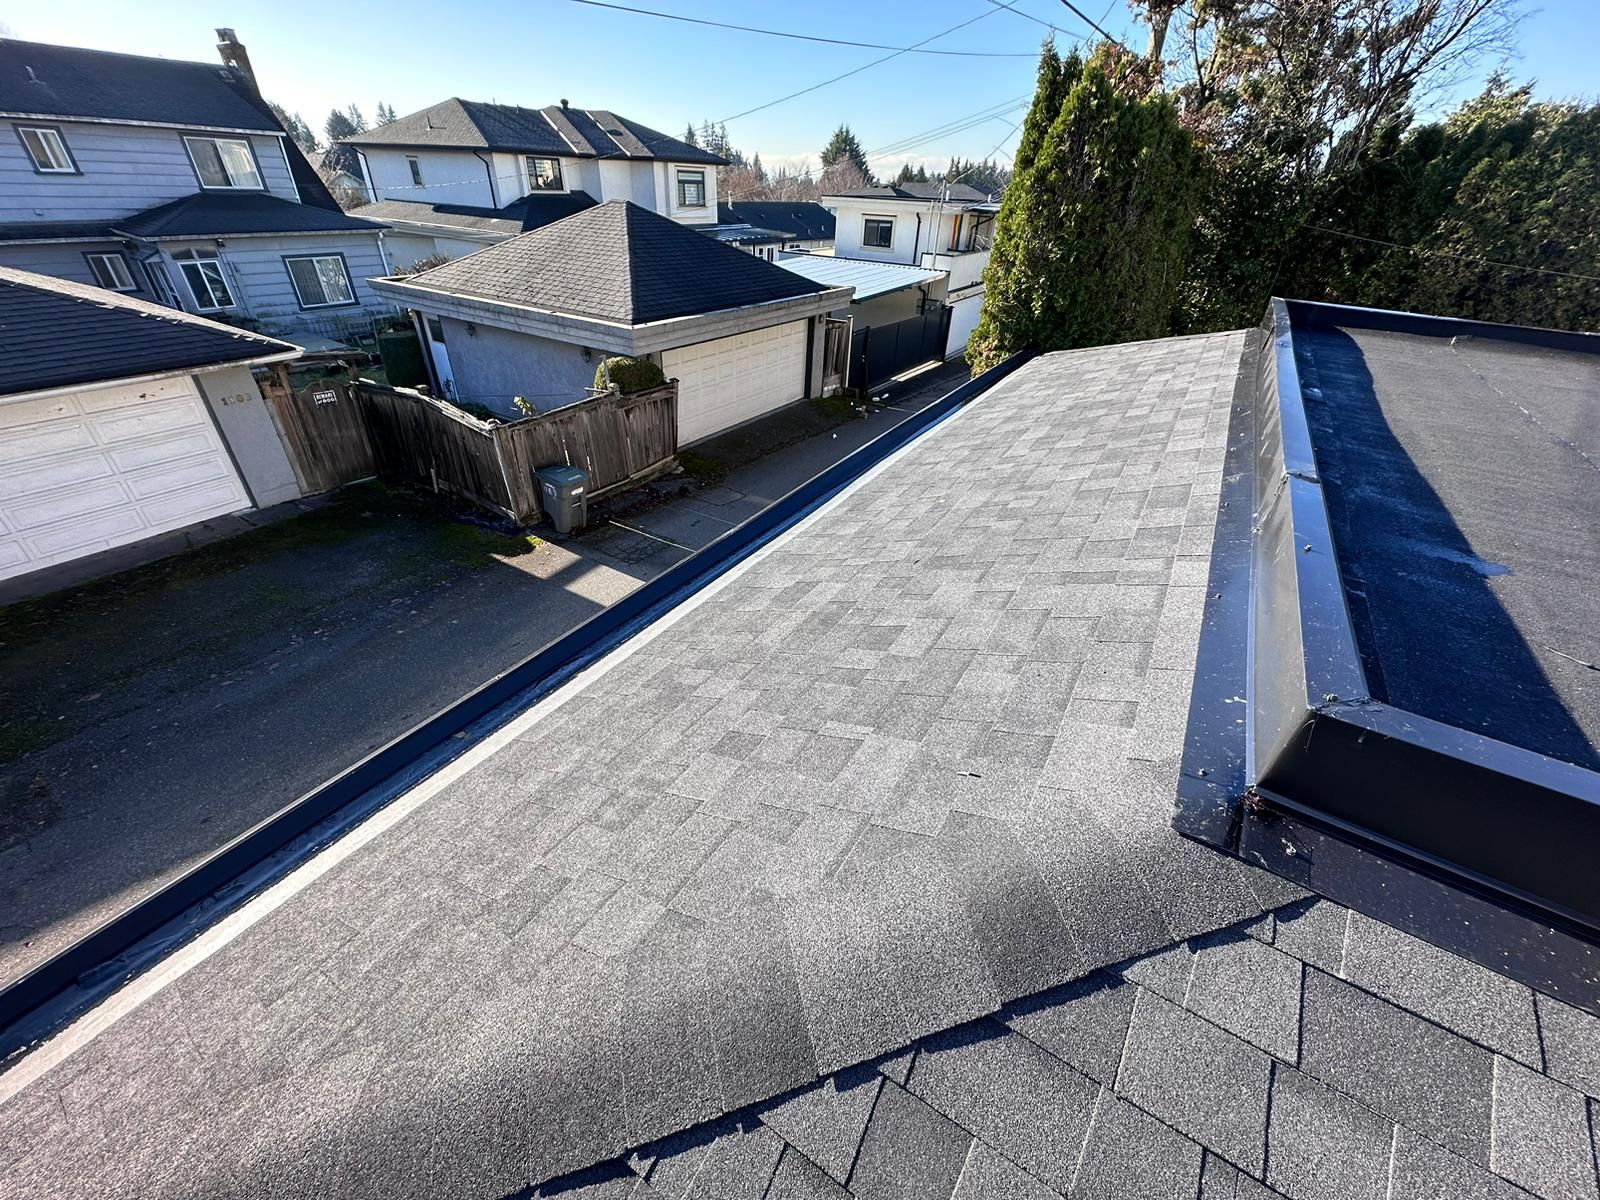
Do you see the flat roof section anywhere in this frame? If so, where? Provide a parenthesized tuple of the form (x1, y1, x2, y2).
(1293, 323, 1600, 766)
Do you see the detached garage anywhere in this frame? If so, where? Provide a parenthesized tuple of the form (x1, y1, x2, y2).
(0, 266, 303, 591)
(371, 201, 850, 445)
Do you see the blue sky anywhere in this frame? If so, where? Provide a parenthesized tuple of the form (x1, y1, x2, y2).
(7, 1, 1594, 176)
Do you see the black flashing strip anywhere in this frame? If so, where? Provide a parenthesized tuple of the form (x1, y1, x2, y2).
(0, 350, 1036, 1064)
(1182, 296, 1600, 942)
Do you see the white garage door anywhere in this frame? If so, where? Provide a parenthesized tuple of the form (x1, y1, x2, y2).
(663, 320, 809, 445)
(0, 375, 251, 582)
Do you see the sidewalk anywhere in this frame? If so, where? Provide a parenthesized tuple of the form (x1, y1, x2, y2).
(0, 362, 970, 988)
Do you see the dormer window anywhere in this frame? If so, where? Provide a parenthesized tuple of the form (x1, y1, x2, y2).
(17, 125, 77, 174)
(525, 156, 563, 193)
(184, 136, 262, 190)
(676, 169, 706, 209)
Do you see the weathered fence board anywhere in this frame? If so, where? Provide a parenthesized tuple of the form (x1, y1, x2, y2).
(256, 365, 376, 495)
(350, 381, 678, 524)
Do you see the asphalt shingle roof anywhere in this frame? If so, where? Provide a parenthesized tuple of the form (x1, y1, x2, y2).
(399, 200, 830, 324)
(824, 183, 992, 203)
(721, 202, 837, 243)
(0, 265, 297, 396)
(0, 38, 280, 131)
(4, 333, 1600, 1200)
(345, 97, 726, 164)
(350, 191, 599, 236)
(110, 192, 386, 239)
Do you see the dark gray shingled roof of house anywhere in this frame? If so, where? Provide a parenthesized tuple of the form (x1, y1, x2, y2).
(110, 192, 386, 239)
(399, 200, 830, 324)
(350, 191, 600, 237)
(343, 97, 726, 165)
(0, 265, 297, 397)
(6, 333, 1600, 1200)
(825, 183, 993, 203)
(0, 39, 281, 131)
(721, 201, 837, 243)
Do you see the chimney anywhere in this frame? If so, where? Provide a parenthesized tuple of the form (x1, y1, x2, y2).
(215, 28, 256, 90)
(560, 98, 569, 110)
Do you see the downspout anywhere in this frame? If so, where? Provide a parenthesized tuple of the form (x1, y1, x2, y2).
(472, 150, 498, 207)
(911, 212, 922, 266)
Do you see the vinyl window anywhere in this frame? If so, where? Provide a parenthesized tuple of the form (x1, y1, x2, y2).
(285, 255, 356, 308)
(173, 250, 235, 311)
(676, 169, 706, 209)
(18, 125, 75, 173)
(184, 136, 263, 189)
(862, 217, 894, 249)
(407, 155, 424, 186)
(84, 251, 136, 292)
(525, 156, 563, 192)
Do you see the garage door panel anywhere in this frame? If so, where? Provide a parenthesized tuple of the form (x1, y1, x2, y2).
(0, 378, 250, 583)
(666, 320, 808, 445)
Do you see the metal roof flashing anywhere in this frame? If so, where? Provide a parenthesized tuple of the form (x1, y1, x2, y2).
(1177, 298, 1600, 1006)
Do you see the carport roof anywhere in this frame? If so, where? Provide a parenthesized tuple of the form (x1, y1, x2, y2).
(385, 200, 834, 325)
(0, 265, 299, 397)
(777, 253, 947, 301)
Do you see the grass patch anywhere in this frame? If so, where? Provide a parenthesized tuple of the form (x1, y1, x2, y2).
(677, 451, 728, 487)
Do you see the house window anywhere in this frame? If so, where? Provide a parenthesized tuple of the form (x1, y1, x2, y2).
(141, 259, 176, 307)
(676, 169, 706, 209)
(426, 316, 446, 343)
(284, 254, 356, 309)
(83, 251, 136, 292)
(862, 217, 894, 249)
(17, 125, 76, 173)
(184, 136, 263, 189)
(525, 156, 562, 192)
(948, 214, 965, 252)
(407, 155, 424, 186)
(173, 250, 235, 311)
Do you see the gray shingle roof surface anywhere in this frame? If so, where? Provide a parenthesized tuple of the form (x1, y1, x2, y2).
(0, 38, 280, 130)
(721, 202, 838, 242)
(111, 192, 386, 239)
(825, 183, 991, 203)
(344, 97, 726, 164)
(0, 265, 297, 396)
(5, 333, 1599, 1200)
(348, 191, 598, 236)
(400, 200, 829, 324)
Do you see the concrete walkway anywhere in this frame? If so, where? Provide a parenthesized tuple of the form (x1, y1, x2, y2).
(0, 364, 968, 989)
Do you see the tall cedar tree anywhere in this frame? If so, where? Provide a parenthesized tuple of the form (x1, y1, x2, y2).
(820, 124, 871, 180)
(967, 46, 1200, 371)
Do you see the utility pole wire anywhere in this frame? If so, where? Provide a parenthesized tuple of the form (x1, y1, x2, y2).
(1057, 0, 1126, 47)
(565, 0, 1039, 56)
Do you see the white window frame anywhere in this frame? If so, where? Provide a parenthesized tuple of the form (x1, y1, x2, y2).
(862, 215, 895, 250)
(141, 258, 177, 307)
(406, 155, 424, 187)
(676, 168, 706, 209)
(173, 250, 235, 312)
(83, 251, 137, 292)
(283, 254, 357, 309)
(524, 156, 564, 193)
(183, 135, 264, 190)
(17, 125, 76, 173)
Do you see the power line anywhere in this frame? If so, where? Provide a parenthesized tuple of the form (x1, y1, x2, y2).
(1303, 224, 1600, 285)
(565, 0, 1039, 57)
(1057, 0, 1124, 47)
(717, 6, 1007, 124)
(982, 0, 1086, 40)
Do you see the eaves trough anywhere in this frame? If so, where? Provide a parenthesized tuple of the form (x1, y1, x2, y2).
(369, 275, 854, 357)
(1178, 299, 1600, 983)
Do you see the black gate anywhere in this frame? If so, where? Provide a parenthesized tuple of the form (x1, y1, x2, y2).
(849, 308, 951, 389)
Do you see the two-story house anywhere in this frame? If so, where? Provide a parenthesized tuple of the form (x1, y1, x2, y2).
(822, 182, 998, 360)
(344, 98, 726, 269)
(0, 34, 393, 344)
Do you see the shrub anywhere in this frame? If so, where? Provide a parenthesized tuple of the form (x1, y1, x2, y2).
(594, 356, 666, 394)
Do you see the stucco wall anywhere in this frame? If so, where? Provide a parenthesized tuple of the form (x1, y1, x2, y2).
(437, 317, 597, 417)
(362, 147, 497, 207)
(194, 365, 304, 506)
(829, 199, 931, 264)
(384, 232, 492, 271)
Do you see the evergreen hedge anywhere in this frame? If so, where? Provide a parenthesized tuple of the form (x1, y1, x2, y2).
(594, 356, 666, 395)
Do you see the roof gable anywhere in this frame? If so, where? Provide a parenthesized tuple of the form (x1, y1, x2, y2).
(402, 200, 827, 325)
(0, 38, 281, 131)
(0, 265, 295, 396)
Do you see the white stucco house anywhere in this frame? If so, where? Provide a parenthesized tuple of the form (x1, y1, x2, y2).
(343, 99, 727, 270)
(0, 266, 308, 594)
(370, 201, 851, 446)
(822, 183, 998, 360)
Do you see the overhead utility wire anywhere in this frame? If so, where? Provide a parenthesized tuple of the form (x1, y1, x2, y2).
(1303, 225, 1600, 285)
(565, 0, 1039, 56)
(1057, 0, 1124, 47)
(717, 6, 1006, 124)
(982, 0, 1084, 40)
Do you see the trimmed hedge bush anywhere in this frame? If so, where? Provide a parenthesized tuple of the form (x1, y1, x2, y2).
(594, 355, 666, 395)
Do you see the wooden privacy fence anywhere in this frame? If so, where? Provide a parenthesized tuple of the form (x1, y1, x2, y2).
(350, 381, 679, 524)
(256, 365, 376, 495)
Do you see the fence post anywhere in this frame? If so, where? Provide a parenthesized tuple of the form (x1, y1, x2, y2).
(490, 425, 523, 522)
